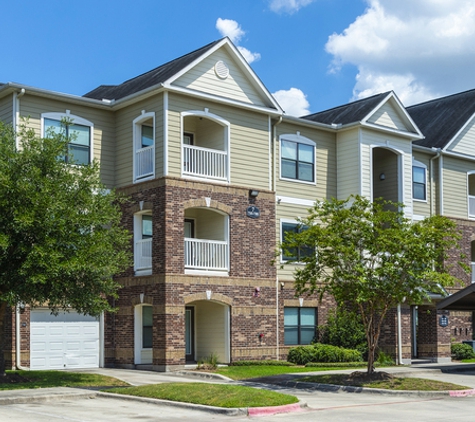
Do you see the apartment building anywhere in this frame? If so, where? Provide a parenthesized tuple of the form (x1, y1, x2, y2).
(1, 37, 473, 371)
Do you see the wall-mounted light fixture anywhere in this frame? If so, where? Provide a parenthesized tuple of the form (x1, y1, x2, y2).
(379, 173, 386, 181)
(280, 282, 284, 291)
(249, 189, 259, 198)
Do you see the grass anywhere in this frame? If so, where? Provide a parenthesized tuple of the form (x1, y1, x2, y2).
(0, 370, 129, 391)
(214, 364, 362, 380)
(300, 373, 472, 391)
(106, 382, 298, 408)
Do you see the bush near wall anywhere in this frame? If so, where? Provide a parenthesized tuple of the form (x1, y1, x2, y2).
(287, 343, 363, 365)
(451, 343, 475, 360)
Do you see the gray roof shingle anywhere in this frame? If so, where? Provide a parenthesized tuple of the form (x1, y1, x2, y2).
(301, 92, 390, 125)
(407, 89, 475, 149)
(83, 39, 222, 101)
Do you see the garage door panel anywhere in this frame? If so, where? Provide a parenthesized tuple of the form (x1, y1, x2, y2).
(31, 310, 99, 370)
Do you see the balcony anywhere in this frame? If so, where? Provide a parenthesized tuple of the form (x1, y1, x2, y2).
(135, 146, 154, 180)
(183, 144, 228, 182)
(184, 238, 229, 271)
(135, 238, 152, 272)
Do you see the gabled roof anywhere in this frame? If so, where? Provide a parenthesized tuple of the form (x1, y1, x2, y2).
(84, 39, 222, 101)
(407, 89, 475, 149)
(436, 283, 475, 311)
(302, 92, 391, 125)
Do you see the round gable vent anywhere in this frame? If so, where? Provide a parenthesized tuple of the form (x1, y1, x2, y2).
(214, 60, 229, 79)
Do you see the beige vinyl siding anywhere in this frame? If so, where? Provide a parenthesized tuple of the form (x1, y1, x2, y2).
(184, 208, 226, 240)
(0, 95, 12, 124)
(114, 94, 164, 188)
(275, 122, 336, 201)
(442, 155, 475, 219)
(167, 93, 270, 189)
(18, 94, 116, 187)
(412, 151, 432, 217)
(368, 101, 410, 131)
(276, 202, 314, 280)
(174, 48, 269, 107)
(195, 301, 227, 362)
(447, 117, 475, 157)
(336, 129, 360, 199)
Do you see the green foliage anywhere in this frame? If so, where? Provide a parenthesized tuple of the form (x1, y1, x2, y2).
(230, 360, 295, 366)
(376, 351, 395, 366)
(319, 307, 367, 356)
(451, 343, 475, 360)
(281, 195, 464, 373)
(0, 121, 131, 314)
(287, 343, 363, 365)
(305, 361, 367, 368)
(197, 352, 219, 369)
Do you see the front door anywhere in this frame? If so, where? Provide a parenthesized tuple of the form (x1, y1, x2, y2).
(185, 307, 195, 362)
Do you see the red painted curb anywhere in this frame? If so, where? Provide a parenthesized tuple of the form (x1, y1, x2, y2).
(248, 402, 304, 417)
(449, 389, 475, 397)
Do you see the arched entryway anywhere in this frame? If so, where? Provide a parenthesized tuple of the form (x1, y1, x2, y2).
(185, 299, 230, 364)
(372, 147, 401, 203)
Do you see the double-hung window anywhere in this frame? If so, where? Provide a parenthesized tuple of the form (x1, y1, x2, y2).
(134, 213, 153, 274)
(281, 221, 313, 262)
(412, 160, 427, 201)
(42, 113, 92, 165)
(280, 135, 315, 183)
(284, 307, 317, 345)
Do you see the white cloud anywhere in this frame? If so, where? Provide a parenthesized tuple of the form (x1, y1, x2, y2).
(268, 0, 315, 14)
(273, 88, 310, 116)
(325, 0, 475, 105)
(216, 18, 261, 64)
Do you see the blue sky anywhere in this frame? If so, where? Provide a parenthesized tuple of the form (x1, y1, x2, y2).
(3, 0, 475, 116)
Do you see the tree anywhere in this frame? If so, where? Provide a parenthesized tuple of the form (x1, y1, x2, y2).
(281, 195, 464, 374)
(0, 121, 131, 376)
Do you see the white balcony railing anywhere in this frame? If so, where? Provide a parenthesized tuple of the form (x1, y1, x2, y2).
(135, 146, 154, 180)
(183, 145, 227, 181)
(135, 238, 152, 271)
(184, 238, 228, 271)
(472, 262, 475, 283)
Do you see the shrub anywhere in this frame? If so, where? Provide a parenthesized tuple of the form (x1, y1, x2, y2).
(319, 307, 367, 356)
(197, 352, 219, 370)
(451, 343, 475, 360)
(376, 351, 395, 366)
(287, 343, 363, 365)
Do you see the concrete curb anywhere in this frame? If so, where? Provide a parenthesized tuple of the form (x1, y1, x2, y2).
(0, 388, 97, 405)
(174, 370, 232, 382)
(98, 391, 308, 416)
(265, 380, 475, 398)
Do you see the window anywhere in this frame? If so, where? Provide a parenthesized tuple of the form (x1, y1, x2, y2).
(141, 125, 153, 148)
(412, 160, 427, 201)
(284, 307, 317, 345)
(43, 113, 92, 165)
(134, 213, 152, 274)
(281, 221, 313, 262)
(142, 306, 153, 348)
(280, 136, 315, 183)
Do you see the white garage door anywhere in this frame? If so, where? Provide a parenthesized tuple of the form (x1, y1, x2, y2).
(30, 309, 100, 370)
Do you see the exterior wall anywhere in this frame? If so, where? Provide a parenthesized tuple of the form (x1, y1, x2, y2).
(336, 128, 360, 199)
(17, 94, 116, 188)
(167, 93, 271, 190)
(442, 155, 475, 220)
(448, 117, 475, 157)
(412, 150, 433, 218)
(114, 94, 164, 188)
(369, 101, 409, 131)
(0, 95, 12, 124)
(174, 48, 268, 107)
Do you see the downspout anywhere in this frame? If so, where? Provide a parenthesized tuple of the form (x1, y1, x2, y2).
(397, 304, 403, 365)
(15, 304, 29, 370)
(429, 148, 442, 216)
(272, 115, 282, 360)
(12, 88, 25, 149)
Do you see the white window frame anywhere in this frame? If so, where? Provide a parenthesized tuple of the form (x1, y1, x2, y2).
(467, 171, 475, 219)
(280, 218, 312, 264)
(134, 211, 153, 275)
(412, 159, 427, 202)
(279, 133, 316, 185)
(133, 111, 155, 183)
(41, 111, 94, 165)
(134, 304, 153, 365)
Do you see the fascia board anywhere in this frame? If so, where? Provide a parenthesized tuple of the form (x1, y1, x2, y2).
(361, 120, 425, 140)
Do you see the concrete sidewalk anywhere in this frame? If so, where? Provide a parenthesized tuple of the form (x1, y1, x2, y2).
(1, 362, 475, 412)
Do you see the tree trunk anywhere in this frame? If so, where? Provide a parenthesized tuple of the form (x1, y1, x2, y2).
(0, 301, 7, 377)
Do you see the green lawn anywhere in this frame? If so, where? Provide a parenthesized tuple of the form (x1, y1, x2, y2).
(214, 363, 363, 380)
(106, 382, 298, 408)
(0, 370, 129, 391)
